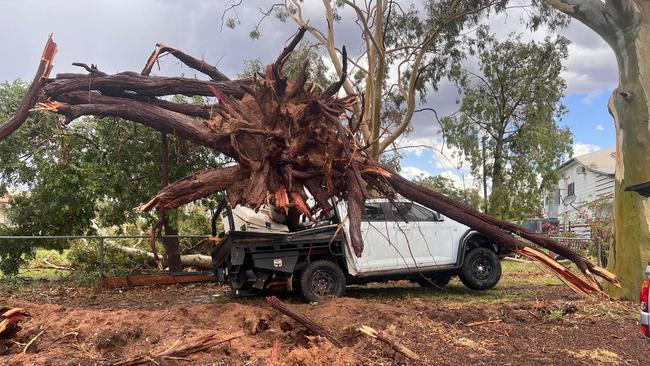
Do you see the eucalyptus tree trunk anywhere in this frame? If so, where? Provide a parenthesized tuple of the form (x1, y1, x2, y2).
(548, 0, 650, 298)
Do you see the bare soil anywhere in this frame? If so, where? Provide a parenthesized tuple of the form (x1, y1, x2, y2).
(0, 265, 647, 366)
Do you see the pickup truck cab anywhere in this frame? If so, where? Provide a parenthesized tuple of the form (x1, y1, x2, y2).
(211, 198, 508, 302)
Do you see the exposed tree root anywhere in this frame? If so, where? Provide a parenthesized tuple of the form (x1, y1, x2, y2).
(0, 30, 619, 297)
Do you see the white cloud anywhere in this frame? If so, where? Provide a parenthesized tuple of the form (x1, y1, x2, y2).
(439, 170, 481, 192)
(596, 124, 604, 131)
(400, 166, 432, 180)
(572, 143, 600, 157)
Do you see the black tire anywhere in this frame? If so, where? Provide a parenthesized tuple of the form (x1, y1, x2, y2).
(416, 275, 452, 288)
(459, 248, 501, 290)
(298, 260, 346, 302)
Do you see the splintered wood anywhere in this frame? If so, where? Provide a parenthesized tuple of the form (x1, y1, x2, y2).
(0, 28, 619, 296)
(266, 296, 343, 348)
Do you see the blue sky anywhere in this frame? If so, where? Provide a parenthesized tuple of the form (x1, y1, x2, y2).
(395, 9, 619, 184)
(398, 89, 617, 184)
(562, 91, 615, 149)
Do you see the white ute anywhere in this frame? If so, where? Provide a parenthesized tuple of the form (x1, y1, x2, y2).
(212, 197, 506, 302)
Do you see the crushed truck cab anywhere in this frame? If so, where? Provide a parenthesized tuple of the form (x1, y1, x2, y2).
(211, 198, 508, 302)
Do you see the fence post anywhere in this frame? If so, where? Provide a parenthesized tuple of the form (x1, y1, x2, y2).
(99, 238, 105, 277)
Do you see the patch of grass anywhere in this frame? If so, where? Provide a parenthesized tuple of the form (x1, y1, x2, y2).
(548, 309, 565, 321)
(347, 261, 565, 305)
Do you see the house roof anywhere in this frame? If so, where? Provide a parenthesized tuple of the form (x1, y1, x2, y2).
(559, 147, 616, 175)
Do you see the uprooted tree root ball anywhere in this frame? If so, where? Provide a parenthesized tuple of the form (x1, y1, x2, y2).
(0, 28, 619, 296)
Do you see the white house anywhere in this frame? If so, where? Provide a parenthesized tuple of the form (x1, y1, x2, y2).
(542, 147, 615, 236)
(0, 195, 10, 226)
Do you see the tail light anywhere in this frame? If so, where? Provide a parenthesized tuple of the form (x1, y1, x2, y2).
(641, 278, 649, 312)
(641, 278, 650, 337)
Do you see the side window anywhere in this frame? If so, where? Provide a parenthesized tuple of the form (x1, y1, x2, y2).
(567, 182, 575, 196)
(363, 202, 386, 221)
(411, 205, 440, 221)
(389, 202, 440, 222)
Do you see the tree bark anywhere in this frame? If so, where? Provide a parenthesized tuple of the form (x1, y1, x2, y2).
(0, 37, 56, 140)
(547, 0, 650, 298)
(108, 242, 213, 269)
(160, 132, 182, 273)
(265, 296, 343, 348)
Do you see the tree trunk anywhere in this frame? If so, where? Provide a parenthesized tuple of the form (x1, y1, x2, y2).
(489, 133, 505, 217)
(162, 221, 182, 272)
(108, 242, 213, 269)
(607, 29, 650, 298)
(160, 132, 182, 272)
(547, 0, 650, 298)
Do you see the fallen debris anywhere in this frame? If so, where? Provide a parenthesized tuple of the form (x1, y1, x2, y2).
(23, 328, 45, 354)
(0, 308, 30, 340)
(465, 319, 502, 327)
(112, 330, 245, 366)
(102, 272, 216, 288)
(270, 340, 282, 361)
(359, 325, 422, 362)
(266, 296, 343, 348)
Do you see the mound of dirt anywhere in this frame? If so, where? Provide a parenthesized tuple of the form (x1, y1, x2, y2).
(0, 281, 648, 365)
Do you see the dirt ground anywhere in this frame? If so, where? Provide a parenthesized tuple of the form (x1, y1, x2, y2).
(1, 262, 648, 366)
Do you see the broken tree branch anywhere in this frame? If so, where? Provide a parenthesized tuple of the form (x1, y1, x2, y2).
(359, 325, 422, 362)
(0, 36, 57, 140)
(265, 296, 343, 348)
(112, 330, 245, 366)
(142, 43, 230, 81)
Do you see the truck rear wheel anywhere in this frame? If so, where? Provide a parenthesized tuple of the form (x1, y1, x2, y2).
(459, 248, 501, 290)
(298, 260, 346, 302)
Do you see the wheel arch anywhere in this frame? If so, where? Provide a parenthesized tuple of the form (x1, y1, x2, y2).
(461, 230, 499, 253)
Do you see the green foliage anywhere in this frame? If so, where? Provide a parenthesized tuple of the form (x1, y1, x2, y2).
(576, 194, 613, 263)
(413, 175, 481, 209)
(238, 41, 333, 88)
(0, 82, 226, 275)
(441, 28, 573, 220)
(66, 239, 152, 277)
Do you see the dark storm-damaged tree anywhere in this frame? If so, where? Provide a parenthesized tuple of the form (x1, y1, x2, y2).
(0, 80, 225, 275)
(441, 27, 573, 221)
(0, 30, 618, 296)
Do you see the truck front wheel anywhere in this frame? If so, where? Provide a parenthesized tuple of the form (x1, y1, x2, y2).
(459, 248, 501, 290)
(298, 260, 346, 302)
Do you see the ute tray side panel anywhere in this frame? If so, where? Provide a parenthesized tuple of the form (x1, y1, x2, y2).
(213, 225, 345, 269)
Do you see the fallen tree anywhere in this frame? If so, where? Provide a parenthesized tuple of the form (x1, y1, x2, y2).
(108, 242, 212, 270)
(0, 29, 619, 296)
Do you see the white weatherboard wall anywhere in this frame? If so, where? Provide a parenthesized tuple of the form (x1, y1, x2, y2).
(543, 147, 615, 237)
(0, 204, 8, 226)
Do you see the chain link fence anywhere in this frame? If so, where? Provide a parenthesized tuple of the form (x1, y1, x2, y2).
(0, 235, 212, 283)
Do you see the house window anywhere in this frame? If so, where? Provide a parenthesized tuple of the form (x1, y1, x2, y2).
(567, 182, 575, 196)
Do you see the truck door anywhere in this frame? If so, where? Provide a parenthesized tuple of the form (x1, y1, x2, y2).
(353, 200, 402, 271)
(389, 202, 455, 267)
